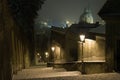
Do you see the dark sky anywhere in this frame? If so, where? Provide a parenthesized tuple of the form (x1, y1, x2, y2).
(35, 0, 106, 27)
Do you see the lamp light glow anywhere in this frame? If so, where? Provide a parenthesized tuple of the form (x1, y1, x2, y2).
(66, 21, 70, 24)
(45, 52, 49, 56)
(45, 52, 49, 58)
(51, 46, 55, 52)
(80, 34, 85, 42)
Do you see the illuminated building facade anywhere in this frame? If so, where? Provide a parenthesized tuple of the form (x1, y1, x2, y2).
(50, 0, 120, 74)
(50, 8, 106, 74)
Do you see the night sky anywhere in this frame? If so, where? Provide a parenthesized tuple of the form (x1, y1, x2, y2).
(35, 0, 106, 28)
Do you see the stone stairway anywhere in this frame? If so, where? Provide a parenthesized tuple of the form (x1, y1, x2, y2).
(13, 67, 81, 80)
(13, 67, 120, 80)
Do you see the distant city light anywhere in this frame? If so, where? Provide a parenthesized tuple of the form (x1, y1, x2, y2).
(66, 20, 71, 27)
(43, 22, 48, 26)
(48, 25, 51, 27)
(41, 21, 48, 26)
(66, 21, 70, 24)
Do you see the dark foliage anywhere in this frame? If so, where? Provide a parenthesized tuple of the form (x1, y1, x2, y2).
(7, 0, 45, 39)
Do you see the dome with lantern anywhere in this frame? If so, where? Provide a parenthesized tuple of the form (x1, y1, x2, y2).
(79, 8, 94, 24)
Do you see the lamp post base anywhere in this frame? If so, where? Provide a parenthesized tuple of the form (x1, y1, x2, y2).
(81, 62, 86, 74)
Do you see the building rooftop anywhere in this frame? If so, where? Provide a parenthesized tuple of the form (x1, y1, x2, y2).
(99, 0, 120, 17)
(89, 25, 105, 35)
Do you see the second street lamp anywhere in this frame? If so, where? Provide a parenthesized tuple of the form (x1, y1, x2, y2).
(51, 46, 55, 52)
(51, 46, 55, 69)
(79, 34, 85, 74)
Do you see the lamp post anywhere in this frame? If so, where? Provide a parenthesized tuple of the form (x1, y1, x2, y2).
(51, 46, 55, 68)
(45, 52, 49, 62)
(79, 34, 85, 74)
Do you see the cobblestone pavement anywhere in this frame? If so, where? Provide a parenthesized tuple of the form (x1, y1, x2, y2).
(13, 67, 120, 80)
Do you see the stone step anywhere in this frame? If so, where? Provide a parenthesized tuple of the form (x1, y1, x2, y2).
(13, 67, 81, 80)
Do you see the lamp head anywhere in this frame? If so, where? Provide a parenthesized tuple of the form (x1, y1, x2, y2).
(45, 52, 49, 58)
(79, 34, 85, 42)
(37, 53, 40, 56)
(51, 46, 55, 51)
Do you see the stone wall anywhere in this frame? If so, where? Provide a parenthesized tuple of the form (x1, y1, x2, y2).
(0, 0, 33, 79)
(78, 36, 105, 62)
(63, 35, 106, 74)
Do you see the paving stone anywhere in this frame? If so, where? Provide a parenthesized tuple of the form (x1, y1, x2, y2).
(13, 67, 120, 80)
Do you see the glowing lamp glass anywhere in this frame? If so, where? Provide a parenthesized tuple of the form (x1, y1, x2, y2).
(80, 35, 85, 42)
(51, 47, 55, 51)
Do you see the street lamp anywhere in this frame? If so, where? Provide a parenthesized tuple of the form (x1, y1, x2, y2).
(45, 52, 49, 63)
(79, 34, 85, 74)
(37, 53, 40, 56)
(51, 46, 55, 68)
(45, 52, 49, 58)
(51, 46, 55, 52)
(80, 35, 85, 42)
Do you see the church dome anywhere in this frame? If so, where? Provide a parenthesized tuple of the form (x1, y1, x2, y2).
(79, 8, 94, 24)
